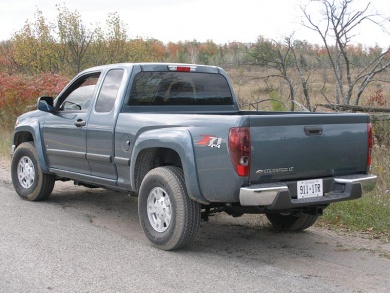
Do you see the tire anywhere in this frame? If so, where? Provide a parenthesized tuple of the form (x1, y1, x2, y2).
(11, 142, 55, 201)
(266, 213, 318, 232)
(138, 166, 201, 250)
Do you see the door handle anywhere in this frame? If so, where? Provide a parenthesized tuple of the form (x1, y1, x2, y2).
(74, 119, 86, 128)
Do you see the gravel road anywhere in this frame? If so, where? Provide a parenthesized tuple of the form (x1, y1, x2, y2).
(1, 163, 389, 292)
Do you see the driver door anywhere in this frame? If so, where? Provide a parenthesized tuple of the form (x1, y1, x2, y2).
(41, 71, 101, 174)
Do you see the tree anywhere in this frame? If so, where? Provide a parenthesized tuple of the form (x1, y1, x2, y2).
(302, 0, 390, 106)
(0, 40, 15, 74)
(105, 12, 128, 63)
(244, 37, 296, 110)
(148, 39, 166, 61)
(287, 38, 313, 111)
(86, 25, 108, 67)
(224, 42, 245, 67)
(186, 40, 200, 64)
(56, 5, 96, 75)
(11, 10, 59, 74)
(199, 40, 219, 65)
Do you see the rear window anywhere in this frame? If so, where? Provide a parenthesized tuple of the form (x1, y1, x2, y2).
(128, 72, 233, 106)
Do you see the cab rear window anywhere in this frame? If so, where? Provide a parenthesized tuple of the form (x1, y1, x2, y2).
(128, 72, 233, 106)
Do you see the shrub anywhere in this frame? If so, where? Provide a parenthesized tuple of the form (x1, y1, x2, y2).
(0, 73, 69, 129)
(269, 90, 286, 112)
(372, 118, 390, 147)
(366, 89, 386, 108)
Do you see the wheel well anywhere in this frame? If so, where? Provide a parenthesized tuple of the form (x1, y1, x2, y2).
(14, 131, 34, 146)
(134, 147, 182, 191)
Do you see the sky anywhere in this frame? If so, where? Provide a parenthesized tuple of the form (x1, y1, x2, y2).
(0, 0, 389, 48)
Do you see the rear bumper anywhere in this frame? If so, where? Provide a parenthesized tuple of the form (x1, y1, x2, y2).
(239, 174, 377, 210)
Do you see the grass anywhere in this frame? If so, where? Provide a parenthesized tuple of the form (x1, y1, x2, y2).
(0, 128, 12, 158)
(226, 67, 390, 111)
(320, 147, 390, 238)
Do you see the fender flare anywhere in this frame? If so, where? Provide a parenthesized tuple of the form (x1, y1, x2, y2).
(130, 128, 209, 204)
(13, 119, 49, 173)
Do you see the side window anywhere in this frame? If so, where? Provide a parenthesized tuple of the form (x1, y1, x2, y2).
(59, 73, 100, 111)
(95, 69, 125, 113)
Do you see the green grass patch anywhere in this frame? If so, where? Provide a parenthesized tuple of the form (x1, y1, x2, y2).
(321, 192, 390, 235)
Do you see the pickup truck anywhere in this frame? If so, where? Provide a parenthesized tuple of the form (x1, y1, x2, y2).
(11, 63, 377, 250)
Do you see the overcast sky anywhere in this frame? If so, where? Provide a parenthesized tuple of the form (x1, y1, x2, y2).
(0, 0, 389, 48)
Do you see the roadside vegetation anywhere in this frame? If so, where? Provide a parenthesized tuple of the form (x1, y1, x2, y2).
(320, 146, 390, 239)
(0, 129, 12, 160)
(0, 0, 389, 237)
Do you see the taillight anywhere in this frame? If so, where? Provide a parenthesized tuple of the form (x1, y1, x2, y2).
(367, 123, 373, 169)
(228, 127, 251, 177)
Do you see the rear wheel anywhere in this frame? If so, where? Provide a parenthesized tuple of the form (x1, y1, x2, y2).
(138, 166, 201, 250)
(266, 213, 318, 231)
(11, 142, 55, 201)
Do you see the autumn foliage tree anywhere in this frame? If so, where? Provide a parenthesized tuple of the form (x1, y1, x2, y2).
(56, 5, 96, 75)
(12, 10, 59, 74)
(0, 73, 69, 128)
(104, 12, 129, 64)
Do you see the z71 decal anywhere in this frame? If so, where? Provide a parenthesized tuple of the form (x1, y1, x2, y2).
(197, 135, 222, 148)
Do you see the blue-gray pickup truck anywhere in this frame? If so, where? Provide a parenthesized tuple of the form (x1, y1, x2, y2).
(11, 63, 377, 250)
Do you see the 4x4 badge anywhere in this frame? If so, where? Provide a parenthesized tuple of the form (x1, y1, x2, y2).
(197, 135, 222, 148)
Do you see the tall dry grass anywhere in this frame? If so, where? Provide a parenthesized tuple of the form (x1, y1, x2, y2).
(226, 67, 390, 111)
(0, 129, 12, 174)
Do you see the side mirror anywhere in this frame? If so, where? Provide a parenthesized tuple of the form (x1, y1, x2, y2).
(37, 96, 54, 112)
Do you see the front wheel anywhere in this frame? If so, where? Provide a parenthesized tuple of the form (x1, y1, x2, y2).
(138, 166, 201, 250)
(11, 142, 55, 201)
(266, 213, 318, 231)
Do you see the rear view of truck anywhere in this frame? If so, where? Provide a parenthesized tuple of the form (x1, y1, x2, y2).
(231, 112, 376, 231)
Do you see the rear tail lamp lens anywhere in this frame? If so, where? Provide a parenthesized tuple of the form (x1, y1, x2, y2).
(228, 127, 251, 177)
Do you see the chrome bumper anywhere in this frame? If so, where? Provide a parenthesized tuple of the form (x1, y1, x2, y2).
(239, 174, 377, 207)
(334, 174, 377, 192)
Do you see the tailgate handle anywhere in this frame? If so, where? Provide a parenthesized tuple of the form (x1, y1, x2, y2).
(304, 126, 323, 136)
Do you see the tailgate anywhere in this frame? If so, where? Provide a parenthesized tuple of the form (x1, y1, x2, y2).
(248, 113, 370, 183)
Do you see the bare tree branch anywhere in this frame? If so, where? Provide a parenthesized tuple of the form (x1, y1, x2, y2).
(302, 0, 390, 106)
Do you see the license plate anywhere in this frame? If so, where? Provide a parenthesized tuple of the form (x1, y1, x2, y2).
(297, 179, 323, 199)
